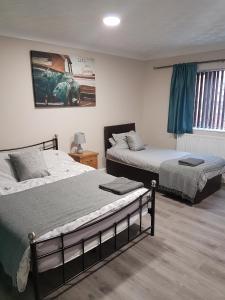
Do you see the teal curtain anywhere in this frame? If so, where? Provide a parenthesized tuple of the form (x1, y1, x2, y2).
(167, 63, 197, 134)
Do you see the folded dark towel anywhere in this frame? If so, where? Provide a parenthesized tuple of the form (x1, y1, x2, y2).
(99, 177, 144, 195)
(178, 157, 205, 167)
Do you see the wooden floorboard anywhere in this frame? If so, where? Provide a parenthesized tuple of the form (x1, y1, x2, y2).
(1, 188, 225, 300)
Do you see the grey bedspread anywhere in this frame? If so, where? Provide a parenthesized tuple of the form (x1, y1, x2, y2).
(159, 155, 225, 202)
(0, 170, 137, 288)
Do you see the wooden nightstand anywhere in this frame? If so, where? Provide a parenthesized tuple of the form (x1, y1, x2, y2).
(69, 151, 99, 169)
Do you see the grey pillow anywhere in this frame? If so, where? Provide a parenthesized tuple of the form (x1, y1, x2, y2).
(127, 132, 145, 151)
(112, 131, 134, 149)
(9, 150, 50, 182)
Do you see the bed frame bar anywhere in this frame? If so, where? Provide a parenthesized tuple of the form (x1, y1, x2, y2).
(29, 180, 156, 300)
(0, 135, 58, 152)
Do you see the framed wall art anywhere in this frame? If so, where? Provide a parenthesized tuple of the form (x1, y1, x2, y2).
(30, 51, 96, 107)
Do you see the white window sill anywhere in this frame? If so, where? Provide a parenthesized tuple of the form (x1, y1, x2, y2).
(193, 127, 225, 133)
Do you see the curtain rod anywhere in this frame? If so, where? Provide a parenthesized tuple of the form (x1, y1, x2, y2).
(153, 58, 225, 70)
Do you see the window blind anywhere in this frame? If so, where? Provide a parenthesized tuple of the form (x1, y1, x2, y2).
(193, 69, 225, 130)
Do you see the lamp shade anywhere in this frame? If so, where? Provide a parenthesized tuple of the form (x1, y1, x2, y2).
(74, 132, 86, 145)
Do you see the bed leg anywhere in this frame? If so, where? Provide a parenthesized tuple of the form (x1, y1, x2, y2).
(150, 180, 156, 236)
(28, 232, 40, 300)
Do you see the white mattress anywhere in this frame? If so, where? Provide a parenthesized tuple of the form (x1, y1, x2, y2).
(0, 150, 148, 292)
(107, 146, 189, 173)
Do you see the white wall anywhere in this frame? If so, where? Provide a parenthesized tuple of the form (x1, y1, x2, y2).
(0, 36, 145, 167)
(1, 36, 225, 163)
(141, 49, 225, 149)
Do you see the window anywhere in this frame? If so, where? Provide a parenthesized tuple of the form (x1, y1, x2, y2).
(193, 69, 225, 130)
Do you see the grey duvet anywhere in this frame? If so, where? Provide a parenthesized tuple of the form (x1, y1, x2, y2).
(159, 154, 225, 202)
(107, 146, 225, 201)
(0, 170, 138, 289)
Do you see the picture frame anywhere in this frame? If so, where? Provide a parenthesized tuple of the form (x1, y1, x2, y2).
(30, 50, 96, 107)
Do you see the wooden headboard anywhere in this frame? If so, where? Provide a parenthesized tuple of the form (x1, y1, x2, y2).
(104, 123, 135, 154)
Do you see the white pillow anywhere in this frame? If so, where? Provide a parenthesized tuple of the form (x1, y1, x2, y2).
(0, 153, 17, 184)
(112, 131, 134, 149)
(42, 150, 74, 169)
(109, 137, 116, 147)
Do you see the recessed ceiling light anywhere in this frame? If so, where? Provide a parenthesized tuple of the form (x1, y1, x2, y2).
(103, 16, 121, 27)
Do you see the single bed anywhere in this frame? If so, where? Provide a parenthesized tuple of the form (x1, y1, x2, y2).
(104, 123, 225, 203)
(0, 136, 156, 300)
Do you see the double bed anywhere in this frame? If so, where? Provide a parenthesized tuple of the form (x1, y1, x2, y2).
(104, 123, 225, 203)
(0, 136, 156, 300)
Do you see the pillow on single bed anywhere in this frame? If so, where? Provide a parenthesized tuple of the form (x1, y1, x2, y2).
(9, 150, 50, 182)
(126, 132, 145, 151)
(109, 137, 116, 147)
(112, 131, 134, 149)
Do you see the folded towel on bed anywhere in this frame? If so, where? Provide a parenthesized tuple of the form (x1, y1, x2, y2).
(99, 177, 144, 194)
(178, 157, 205, 167)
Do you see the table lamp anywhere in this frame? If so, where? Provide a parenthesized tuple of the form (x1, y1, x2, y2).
(74, 132, 86, 154)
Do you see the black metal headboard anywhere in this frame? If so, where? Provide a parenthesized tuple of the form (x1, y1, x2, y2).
(0, 135, 58, 152)
(104, 123, 135, 154)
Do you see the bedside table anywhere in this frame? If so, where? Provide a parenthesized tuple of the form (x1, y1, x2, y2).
(69, 151, 99, 169)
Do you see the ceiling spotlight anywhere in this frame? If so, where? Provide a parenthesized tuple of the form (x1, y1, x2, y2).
(103, 16, 121, 27)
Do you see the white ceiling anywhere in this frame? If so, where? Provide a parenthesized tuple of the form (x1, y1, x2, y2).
(1, 0, 225, 60)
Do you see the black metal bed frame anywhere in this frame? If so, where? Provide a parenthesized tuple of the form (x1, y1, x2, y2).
(29, 184, 156, 300)
(0, 135, 156, 300)
(0, 134, 58, 152)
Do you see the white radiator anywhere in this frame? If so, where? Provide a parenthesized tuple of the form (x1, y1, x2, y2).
(176, 133, 225, 159)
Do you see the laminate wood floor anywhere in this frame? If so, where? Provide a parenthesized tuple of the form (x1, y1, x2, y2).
(1, 188, 225, 300)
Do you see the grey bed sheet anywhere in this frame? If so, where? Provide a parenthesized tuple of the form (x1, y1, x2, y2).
(107, 146, 189, 173)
